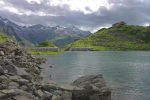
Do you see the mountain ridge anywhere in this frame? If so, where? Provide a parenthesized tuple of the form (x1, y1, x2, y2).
(0, 16, 91, 47)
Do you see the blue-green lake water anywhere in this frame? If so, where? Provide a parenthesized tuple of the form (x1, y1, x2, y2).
(41, 51, 150, 100)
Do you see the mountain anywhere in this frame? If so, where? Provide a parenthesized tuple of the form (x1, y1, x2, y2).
(0, 16, 91, 47)
(69, 21, 150, 50)
(0, 16, 33, 46)
(18, 25, 91, 47)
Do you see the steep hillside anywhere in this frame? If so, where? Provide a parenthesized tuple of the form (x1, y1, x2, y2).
(69, 22, 150, 50)
(0, 17, 33, 46)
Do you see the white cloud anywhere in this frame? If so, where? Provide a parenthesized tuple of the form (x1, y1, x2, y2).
(25, 0, 43, 4)
(0, 0, 57, 16)
(0, 0, 5, 5)
(0, 0, 150, 32)
(143, 23, 150, 26)
(49, 0, 112, 14)
(0, 0, 23, 15)
(2, 6, 23, 15)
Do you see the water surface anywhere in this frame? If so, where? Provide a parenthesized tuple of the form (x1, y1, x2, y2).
(41, 51, 150, 100)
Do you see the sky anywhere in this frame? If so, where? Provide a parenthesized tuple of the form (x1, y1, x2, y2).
(0, 0, 150, 32)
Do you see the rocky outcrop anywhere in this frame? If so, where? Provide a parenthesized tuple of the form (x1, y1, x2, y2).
(112, 21, 126, 27)
(0, 42, 111, 100)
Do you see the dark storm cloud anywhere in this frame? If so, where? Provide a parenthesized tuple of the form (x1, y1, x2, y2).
(0, 0, 150, 32)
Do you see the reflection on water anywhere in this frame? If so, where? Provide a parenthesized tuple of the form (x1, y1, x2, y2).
(40, 51, 150, 100)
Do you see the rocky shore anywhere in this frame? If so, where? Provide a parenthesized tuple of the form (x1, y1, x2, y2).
(0, 42, 111, 100)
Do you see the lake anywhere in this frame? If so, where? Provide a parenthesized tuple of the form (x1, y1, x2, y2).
(40, 51, 150, 100)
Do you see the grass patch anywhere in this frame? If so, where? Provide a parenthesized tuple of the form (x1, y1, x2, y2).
(0, 33, 9, 43)
(68, 24, 150, 51)
(29, 51, 63, 55)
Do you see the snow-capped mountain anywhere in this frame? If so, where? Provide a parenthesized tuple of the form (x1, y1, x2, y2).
(0, 16, 91, 46)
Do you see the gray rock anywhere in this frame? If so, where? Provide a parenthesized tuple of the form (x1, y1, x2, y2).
(53, 90, 63, 95)
(0, 51, 4, 56)
(16, 67, 32, 81)
(72, 74, 111, 100)
(0, 89, 19, 99)
(9, 75, 21, 81)
(0, 75, 8, 80)
(36, 89, 44, 98)
(20, 85, 28, 91)
(3, 60, 17, 74)
(41, 91, 52, 100)
(12, 91, 37, 100)
(15, 78, 29, 85)
(12, 95, 33, 100)
(61, 91, 72, 100)
(0, 65, 4, 75)
(42, 83, 82, 92)
(51, 95, 61, 100)
(0, 83, 7, 90)
(12, 89, 37, 100)
(8, 82, 19, 89)
(0, 92, 6, 99)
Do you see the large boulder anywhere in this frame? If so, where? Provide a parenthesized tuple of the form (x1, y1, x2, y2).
(72, 74, 111, 100)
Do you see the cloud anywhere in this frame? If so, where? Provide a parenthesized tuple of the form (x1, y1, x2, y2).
(25, 0, 44, 4)
(49, 0, 112, 14)
(0, 0, 150, 32)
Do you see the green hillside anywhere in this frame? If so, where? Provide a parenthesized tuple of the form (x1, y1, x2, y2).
(69, 22, 150, 50)
(0, 32, 9, 43)
(37, 40, 56, 47)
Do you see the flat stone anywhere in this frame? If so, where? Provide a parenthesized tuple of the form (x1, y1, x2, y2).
(42, 83, 83, 92)
(0, 89, 19, 99)
(13, 95, 32, 100)
(0, 89, 16, 94)
(12, 93, 36, 100)
(0, 51, 4, 56)
(14, 78, 29, 85)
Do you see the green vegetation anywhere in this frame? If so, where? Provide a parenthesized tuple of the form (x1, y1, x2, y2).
(29, 51, 62, 55)
(29, 40, 62, 55)
(37, 40, 56, 47)
(0, 32, 9, 43)
(69, 22, 150, 50)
